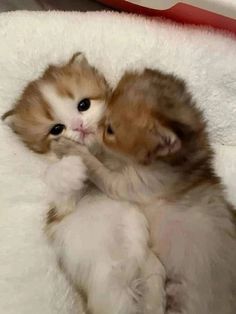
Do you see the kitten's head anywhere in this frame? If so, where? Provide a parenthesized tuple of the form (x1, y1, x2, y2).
(100, 69, 206, 165)
(2, 53, 110, 153)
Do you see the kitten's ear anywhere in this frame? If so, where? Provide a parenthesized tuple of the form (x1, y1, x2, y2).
(1, 109, 16, 128)
(69, 52, 89, 67)
(153, 124, 181, 157)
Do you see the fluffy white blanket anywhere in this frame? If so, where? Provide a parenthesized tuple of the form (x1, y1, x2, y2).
(0, 11, 235, 314)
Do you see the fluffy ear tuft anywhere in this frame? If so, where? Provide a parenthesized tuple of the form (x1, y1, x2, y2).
(1, 109, 16, 128)
(69, 52, 89, 67)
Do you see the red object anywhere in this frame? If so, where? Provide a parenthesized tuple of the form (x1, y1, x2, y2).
(98, 0, 236, 34)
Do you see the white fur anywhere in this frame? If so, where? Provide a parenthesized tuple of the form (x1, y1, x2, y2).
(40, 83, 78, 126)
(40, 83, 105, 145)
(40, 83, 105, 146)
(45, 156, 166, 314)
(1, 11, 236, 314)
(44, 155, 87, 204)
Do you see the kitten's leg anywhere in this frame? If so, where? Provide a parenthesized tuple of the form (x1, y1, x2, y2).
(44, 155, 87, 219)
(89, 259, 165, 314)
(86, 210, 166, 314)
(44, 156, 88, 310)
(51, 137, 146, 203)
(87, 259, 141, 314)
(44, 155, 87, 243)
(140, 251, 166, 314)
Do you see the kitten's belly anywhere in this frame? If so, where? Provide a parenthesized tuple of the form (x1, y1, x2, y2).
(144, 199, 236, 314)
(145, 200, 206, 273)
(51, 194, 149, 286)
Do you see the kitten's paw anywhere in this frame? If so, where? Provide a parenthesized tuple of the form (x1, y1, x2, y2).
(45, 156, 87, 195)
(51, 137, 83, 158)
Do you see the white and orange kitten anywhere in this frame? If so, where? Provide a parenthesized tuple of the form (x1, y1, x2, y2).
(3, 54, 166, 314)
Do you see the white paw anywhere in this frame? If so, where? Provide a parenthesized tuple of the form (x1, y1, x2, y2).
(45, 156, 87, 195)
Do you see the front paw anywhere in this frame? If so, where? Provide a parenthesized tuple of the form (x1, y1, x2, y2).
(51, 137, 82, 158)
(45, 156, 87, 196)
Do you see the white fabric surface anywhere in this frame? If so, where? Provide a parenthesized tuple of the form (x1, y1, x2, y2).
(0, 11, 235, 314)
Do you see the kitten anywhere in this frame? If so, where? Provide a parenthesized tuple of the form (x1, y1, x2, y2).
(60, 69, 236, 314)
(2, 56, 166, 314)
(2, 53, 109, 153)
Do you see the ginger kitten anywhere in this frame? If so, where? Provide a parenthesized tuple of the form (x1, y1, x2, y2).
(61, 69, 236, 314)
(2, 57, 166, 314)
(2, 53, 109, 153)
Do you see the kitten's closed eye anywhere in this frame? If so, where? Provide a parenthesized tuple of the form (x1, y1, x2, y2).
(78, 98, 91, 112)
(50, 124, 65, 135)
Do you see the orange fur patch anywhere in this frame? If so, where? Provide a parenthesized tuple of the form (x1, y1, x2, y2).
(101, 69, 212, 170)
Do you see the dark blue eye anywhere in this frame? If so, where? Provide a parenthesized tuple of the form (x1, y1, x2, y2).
(50, 124, 65, 135)
(78, 98, 90, 112)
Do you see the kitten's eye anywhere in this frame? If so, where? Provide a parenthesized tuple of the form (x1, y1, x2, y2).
(106, 124, 114, 135)
(78, 98, 90, 112)
(50, 124, 65, 135)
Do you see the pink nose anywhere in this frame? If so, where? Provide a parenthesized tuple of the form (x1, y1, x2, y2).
(72, 121, 83, 132)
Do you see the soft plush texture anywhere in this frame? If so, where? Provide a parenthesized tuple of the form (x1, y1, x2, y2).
(0, 11, 235, 314)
